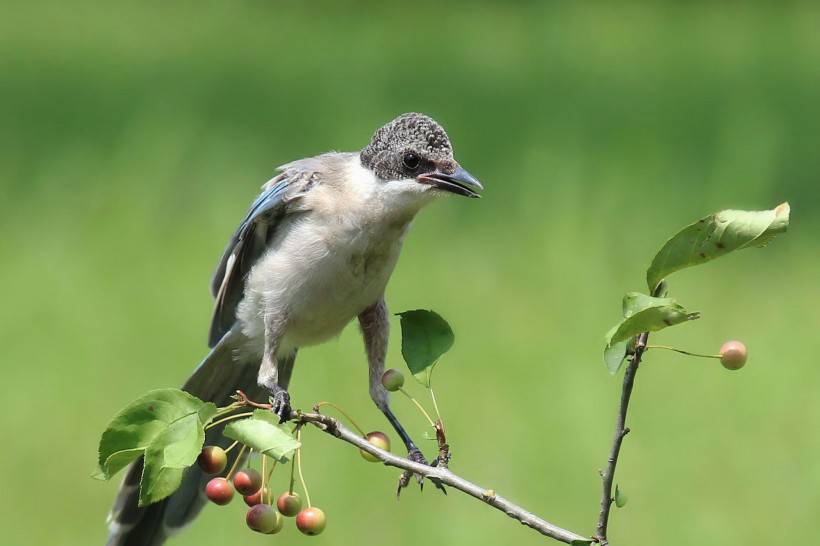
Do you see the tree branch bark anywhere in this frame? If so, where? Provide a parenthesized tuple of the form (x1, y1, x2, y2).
(296, 410, 591, 544)
(594, 332, 647, 544)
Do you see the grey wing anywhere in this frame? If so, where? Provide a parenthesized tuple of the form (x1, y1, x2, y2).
(208, 175, 294, 347)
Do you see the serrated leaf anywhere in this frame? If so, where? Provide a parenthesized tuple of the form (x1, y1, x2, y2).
(223, 410, 300, 462)
(139, 412, 205, 506)
(604, 293, 699, 374)
(647, 202, 790, 291)
(615, 484, 628, 508)
(96, 389, 213, 480)
(398, 309, 454, 388)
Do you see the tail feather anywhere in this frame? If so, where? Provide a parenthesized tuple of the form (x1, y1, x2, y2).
(106, 329, 266, 546)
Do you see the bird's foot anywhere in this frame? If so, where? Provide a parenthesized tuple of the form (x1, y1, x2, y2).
(396, 447, 446, 497)
(269, 389, 291, 423)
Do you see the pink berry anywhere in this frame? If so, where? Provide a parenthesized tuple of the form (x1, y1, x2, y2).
(720, 340, 748, 370)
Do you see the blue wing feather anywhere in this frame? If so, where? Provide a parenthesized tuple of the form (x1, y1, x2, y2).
(208, 177, 291, 347)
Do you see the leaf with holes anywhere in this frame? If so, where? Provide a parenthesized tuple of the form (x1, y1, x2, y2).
(647, 203, 790, 292)
(604, 293, 699, 374)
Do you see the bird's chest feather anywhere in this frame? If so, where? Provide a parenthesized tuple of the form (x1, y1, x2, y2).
(240, 210, 409, 350)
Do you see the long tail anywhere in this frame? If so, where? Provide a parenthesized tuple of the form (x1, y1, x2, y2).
(105, 329, 266, 546)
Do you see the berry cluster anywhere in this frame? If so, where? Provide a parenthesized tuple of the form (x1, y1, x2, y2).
(198, 446, 327, 536)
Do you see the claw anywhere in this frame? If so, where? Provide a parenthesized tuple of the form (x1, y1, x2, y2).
(270, 390, 291, 423)
(395, 447, 446, 497)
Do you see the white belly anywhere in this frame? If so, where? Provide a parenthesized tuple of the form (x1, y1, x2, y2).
(237, 213, 408, 354)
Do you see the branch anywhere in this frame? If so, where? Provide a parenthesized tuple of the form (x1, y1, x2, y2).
(594, 333, 646, 544)
(295, 410, 591, 544)
(595, 283, 665, 544)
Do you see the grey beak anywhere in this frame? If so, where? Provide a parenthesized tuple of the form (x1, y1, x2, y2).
(417, 166, 483, 198)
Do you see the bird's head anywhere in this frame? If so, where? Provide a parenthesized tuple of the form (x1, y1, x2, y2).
(360, 113, 483, 199)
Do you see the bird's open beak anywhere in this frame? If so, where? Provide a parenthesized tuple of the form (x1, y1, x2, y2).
(417, 166, 483, 198)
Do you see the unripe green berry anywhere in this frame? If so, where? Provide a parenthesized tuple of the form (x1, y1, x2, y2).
(720, 340, 748, 370)
(360, 431, 390, 462)
(276, 492, 302, 517)
(381, 369, 404, 392)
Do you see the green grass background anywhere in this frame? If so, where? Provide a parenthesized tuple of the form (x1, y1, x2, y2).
(1, 2, 818, 545)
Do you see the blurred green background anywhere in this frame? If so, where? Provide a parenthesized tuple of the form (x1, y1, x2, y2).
(2, 1, 818, 545)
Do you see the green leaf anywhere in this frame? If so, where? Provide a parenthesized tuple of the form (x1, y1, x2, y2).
(223, 410, 300, 462)
(608, 293, 699, 347)
(96, 389, 214, 480)
(603, 339, 630, 375)
(615, 484, 628, 508)
(570, 540, 594, 546)
(397, 309, 455, 388)
(647, 202, 790, 292)
(139, 411, 208, 506)
(604, 293, 699, 374)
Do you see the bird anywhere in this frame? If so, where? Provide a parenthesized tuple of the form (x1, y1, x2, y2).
(105, 112, 483, 546)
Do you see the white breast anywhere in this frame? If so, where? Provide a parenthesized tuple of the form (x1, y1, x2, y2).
(236, 156, 424, 356)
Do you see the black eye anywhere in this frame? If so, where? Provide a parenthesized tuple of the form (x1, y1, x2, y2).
(402, 152, 420, 171)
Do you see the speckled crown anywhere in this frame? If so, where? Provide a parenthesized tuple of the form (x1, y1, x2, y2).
(360, 113, 454, 179)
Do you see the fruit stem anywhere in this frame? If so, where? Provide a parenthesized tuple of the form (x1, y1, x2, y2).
(295, 428, 312, 507)
(313, 401, 366, 436)
(225, 444, 247, 480)
(223, 440, 239, 454)
(261, 453, 267, 499)
(265, 459, 276, 504)
(288, 451, 296, 495)
(429, 387, 443, 424)
(205, 411, 254, 431)
(399, 387, 436, 428)
(645, 344, 721, 359)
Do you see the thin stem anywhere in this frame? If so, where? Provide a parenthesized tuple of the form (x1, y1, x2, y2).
(266, 460, 276, 504)
(261, 454, 266, 500)
(645, 344, 720, 359)
(225, 444, 247, 480)
(288, 451, 296, 495)
(313, 401, 366, 436)
(295, 429, 311, 507)
(205, 411, 254, 431)
(223, 440, 239, 454)
(429, 388, 443, 423)
(398, 387, 436, 427)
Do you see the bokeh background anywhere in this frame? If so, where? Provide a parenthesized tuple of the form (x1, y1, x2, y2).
(2, 2, 818, 545)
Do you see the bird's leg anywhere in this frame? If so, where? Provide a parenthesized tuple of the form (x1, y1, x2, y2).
(359, 300, 444, 493)
(258, 314, 291, 423)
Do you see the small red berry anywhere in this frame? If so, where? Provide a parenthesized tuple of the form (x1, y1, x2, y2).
(205, 477, 234, 505)
(233, 468, 263, 496)
(720, 340, 748, 370)
(246, 504, 283, 534)
(276, 492, 302, 517)
(243, 487, 270, 507)
(359, 431, 390, 462)
(197, 446, 227, 474)
(296, 507, 327, 535)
